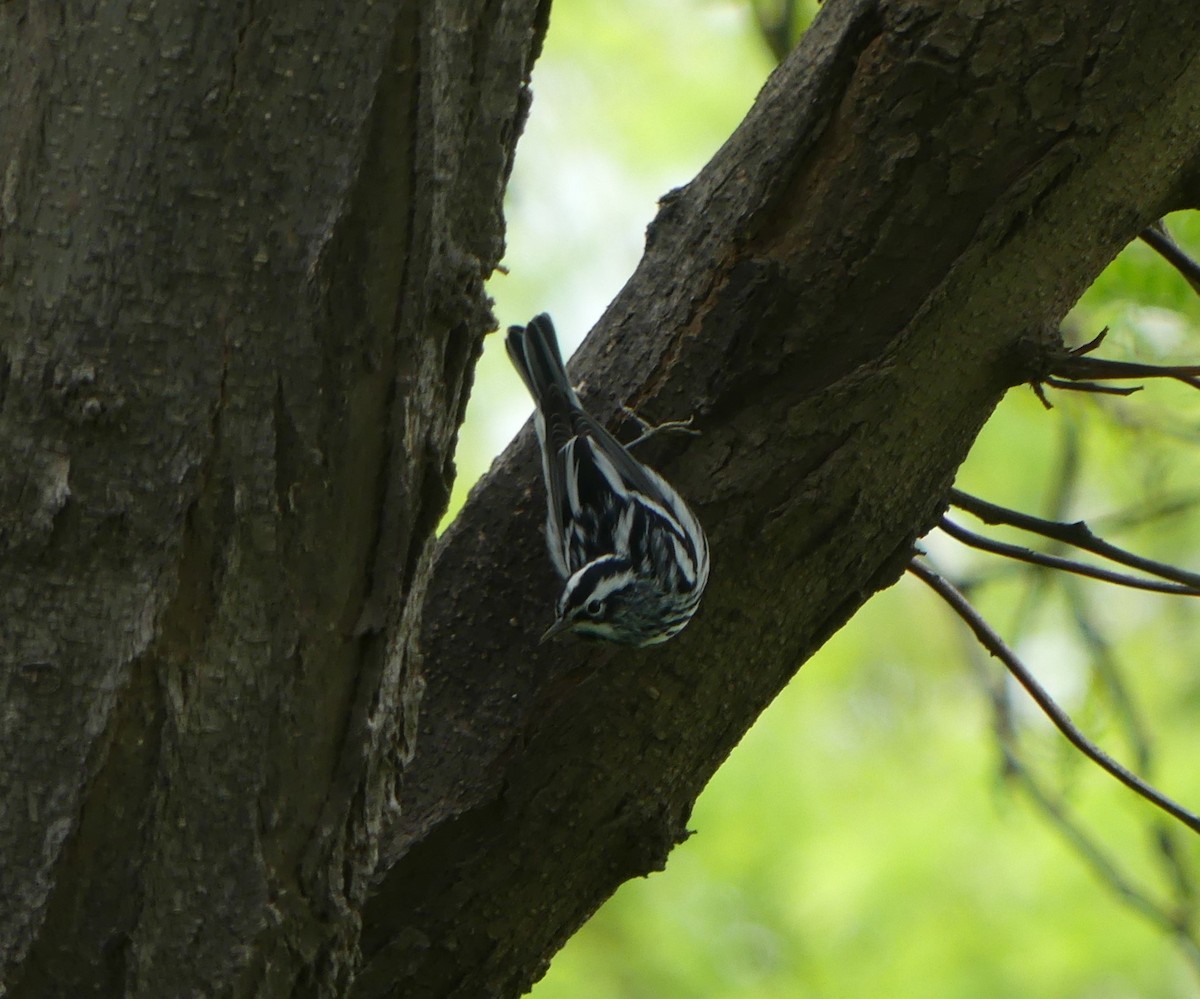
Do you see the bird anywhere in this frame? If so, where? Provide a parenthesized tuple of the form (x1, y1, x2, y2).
(505, 313, 709, 646)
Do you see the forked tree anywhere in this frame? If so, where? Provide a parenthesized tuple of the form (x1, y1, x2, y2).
(3, 2, 1200, 996)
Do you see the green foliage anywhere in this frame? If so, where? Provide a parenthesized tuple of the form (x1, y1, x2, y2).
(449, 2, 1200, 995)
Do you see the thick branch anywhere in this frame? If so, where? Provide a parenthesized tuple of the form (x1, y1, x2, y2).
(358, 3, 1200, 996)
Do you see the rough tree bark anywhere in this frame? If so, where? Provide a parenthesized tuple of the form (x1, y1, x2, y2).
(0, 0, 544, 994)
(2, 0, 1199, 997)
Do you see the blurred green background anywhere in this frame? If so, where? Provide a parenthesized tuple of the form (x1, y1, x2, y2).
(449, 1, 1200, 995)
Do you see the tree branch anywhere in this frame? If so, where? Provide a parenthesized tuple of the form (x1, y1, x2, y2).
(7, 0, 1200, 994)
(938, 516, 1200, 596)
(358, 4, 1200, 995)
(958, 586, 1200, 969)
(1141, 220, 1200, 295)
(909, 560, 1200, 836)
(949, 488, 1200, 589)
(1032, 326, 1200, 397)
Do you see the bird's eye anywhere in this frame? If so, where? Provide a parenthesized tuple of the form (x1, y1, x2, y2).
(585, 599, 604, 617)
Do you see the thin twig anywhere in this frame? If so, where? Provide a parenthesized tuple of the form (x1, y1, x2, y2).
(957, 618, 1200, 973)
(1141, 220, 1200, 296)
(1051, 360, 1200, 391)
(1001, 417, 1081, 712)
(619, 405, 700, 449)
(939, 517, 1200, 596)
(1067, 573, 1200, 918)
(908, 558, 1200, 836)
(1037, 321, 1200, 393)
(949, 489, 1200, 590)
(1043, 377, 1143, 396)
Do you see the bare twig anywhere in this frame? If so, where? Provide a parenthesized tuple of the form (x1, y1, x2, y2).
(1001, 417, 1082, 716)
(956, 604, 1200, 973)
(948, 489, 1200, 590)
(1029, 379, 1054, 409)
(1052, 331, 1200, 388)
(619, 405, 700, 449)
(1064, 583, 1200, 919)
(908, 558, 1200, 836)
(938, 517, 1200, 596)
(1141, 220, 1200, 296)
(1033, 324, 1200, 396)
(1051, 361, 1200, 391)
(1043, 377, 1143, 395)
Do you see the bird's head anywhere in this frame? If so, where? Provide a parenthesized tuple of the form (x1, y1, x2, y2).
(541, 556, 689, 647)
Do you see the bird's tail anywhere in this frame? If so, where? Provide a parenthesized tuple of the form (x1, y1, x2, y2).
(505, 313, 578, 409)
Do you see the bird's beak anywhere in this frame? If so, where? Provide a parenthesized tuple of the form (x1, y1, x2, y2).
(539, 617, 572, 644)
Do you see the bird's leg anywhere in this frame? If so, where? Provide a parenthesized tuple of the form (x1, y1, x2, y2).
(620, 405, 700, 449)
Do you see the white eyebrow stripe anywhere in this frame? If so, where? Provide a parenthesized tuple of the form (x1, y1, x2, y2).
(563, 559, 637, 606)
(587, 568, 637, 603)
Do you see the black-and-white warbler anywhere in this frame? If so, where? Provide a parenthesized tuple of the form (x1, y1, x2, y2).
(506, 313, 710, 646)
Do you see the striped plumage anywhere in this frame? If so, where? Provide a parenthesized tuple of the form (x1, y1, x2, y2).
(506, 314, 709, 646)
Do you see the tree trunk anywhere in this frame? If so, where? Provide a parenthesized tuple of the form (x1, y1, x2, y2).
(2, 1, 1199, 997)
(1, 1, 543, 994)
